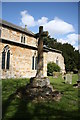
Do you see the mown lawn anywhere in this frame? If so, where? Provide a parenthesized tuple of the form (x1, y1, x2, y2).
(2, 74, 80, 120)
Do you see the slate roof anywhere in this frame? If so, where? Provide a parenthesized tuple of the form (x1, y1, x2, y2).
(43, 45, 62, 53)
(0, 19, 35, 37)
(0, 19, 62, 54)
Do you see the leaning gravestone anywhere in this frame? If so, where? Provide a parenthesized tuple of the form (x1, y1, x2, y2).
(65, 74, 72, 84)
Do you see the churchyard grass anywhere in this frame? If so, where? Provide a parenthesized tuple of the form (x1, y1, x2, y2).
(2, 74, 80, 120)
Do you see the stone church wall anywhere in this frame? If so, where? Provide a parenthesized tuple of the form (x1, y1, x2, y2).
(0, 23, 65, 79)
(0, 42, 47, 79)
(0, 42, 36, 79)
(1, 26, 37, 48)
(47, 52, 65, 73)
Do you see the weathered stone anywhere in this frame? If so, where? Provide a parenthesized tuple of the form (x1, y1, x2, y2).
(52, 91, 62, 101)
(47, 52, 65, 73)
(30, 77, 50, 88)
(0, 21, 65, 79)
(65, 74, 72, 84)
(16, 84, 62, 102)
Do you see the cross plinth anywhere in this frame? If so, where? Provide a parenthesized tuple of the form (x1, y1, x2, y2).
(36, 26, 48, 78)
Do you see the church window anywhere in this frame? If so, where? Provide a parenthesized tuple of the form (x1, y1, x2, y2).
(32, 56, 34, 70)
(21, 35, 25, 43)
(2, 45, 10, 70)
(32, 56, 37, 70)
(35, 57, 37, 70)
(0, 29, 1, 37)
(6, 50, 10, 69)
(21, 36, 23, 43)
(2, 51, 6, 69)
(56, 57, 59, 65)
(24, 36, 25, 43)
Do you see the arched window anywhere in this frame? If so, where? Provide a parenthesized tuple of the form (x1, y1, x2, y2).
(35, 57, 37, 70)
(21, 36, 23, 43)
(2, 51, 6, 69)
(32, 56, 37, 70)
(32, 51, 37, 70)
(24, 36, 25, 43)
(6, 50, 10, 69)
(2, 45, 10, 70)
(56, 57, 59, 65)
(0, 29, 1, 37)
(21, 34, 25, 43)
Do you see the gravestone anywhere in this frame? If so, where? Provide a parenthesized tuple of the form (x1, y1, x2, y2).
(65, 74, 72, 84)
(77, 71, 80, 88)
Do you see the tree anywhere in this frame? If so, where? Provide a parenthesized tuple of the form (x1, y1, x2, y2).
(43, 36, 80, 72)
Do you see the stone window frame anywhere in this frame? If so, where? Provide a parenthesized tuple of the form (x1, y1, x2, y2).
(32, 56, 34, 70)
(56, 56, 59, 65)
(32, 51, 37, 70)
(2, 45, 10, 70)
(0, 28, 1, 37)
(21, 34, 26, 44)
(35, 56, 37, 70)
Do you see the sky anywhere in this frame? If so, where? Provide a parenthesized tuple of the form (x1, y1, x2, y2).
(2, 2, 78, 50)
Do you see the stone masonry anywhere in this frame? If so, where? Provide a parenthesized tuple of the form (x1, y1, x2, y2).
(47, 51, 65, 73)
(0, 20, 65, 79)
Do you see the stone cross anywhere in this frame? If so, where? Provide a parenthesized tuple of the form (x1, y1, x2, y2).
(36, 26, 48, 78)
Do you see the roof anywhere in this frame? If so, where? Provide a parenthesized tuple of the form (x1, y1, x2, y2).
(43, 45, 62, 53)
(0, 19, 62, 54)
(0, 19, 35, 37)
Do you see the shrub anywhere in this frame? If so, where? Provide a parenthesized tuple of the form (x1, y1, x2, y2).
(47, 62, 61, 76)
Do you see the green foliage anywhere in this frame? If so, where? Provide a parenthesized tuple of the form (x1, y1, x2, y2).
(47, 62, 61, 75)
(43, 36, 80, 72)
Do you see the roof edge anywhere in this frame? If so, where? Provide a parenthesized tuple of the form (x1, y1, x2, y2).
(0, 19, 35, 37)
(43, 45, 62, 53)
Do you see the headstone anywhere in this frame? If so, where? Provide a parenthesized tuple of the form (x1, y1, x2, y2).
(65, 74, 72, 84)
(77, 71, 80, 87)
(73, 71, 80, 88)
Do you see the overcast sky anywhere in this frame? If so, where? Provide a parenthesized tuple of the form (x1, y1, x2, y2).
(2, 2, 78, 50)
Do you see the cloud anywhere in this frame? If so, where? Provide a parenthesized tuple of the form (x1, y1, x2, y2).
(37, 17, 48, 25)
(20, 10, 75, 36)
(57, 33, 78, 50)
(20, 10, 35, 27)
(20, 10, 77, 49)
(43, 17, 75, 36)
(20, 10, 48, 27)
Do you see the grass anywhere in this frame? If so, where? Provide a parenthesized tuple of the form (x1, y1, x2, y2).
(2, 74, 80, 120)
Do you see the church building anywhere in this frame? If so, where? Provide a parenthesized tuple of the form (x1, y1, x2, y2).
(0, 19, 65, 79)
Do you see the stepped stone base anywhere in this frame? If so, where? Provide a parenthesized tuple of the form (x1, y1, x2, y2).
(30, 77, 51, 88)
(16, 77, 62, 102)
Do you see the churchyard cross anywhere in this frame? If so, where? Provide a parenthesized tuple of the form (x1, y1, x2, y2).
(36, 26, 48, 78)
(17, 26, 61, 102)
